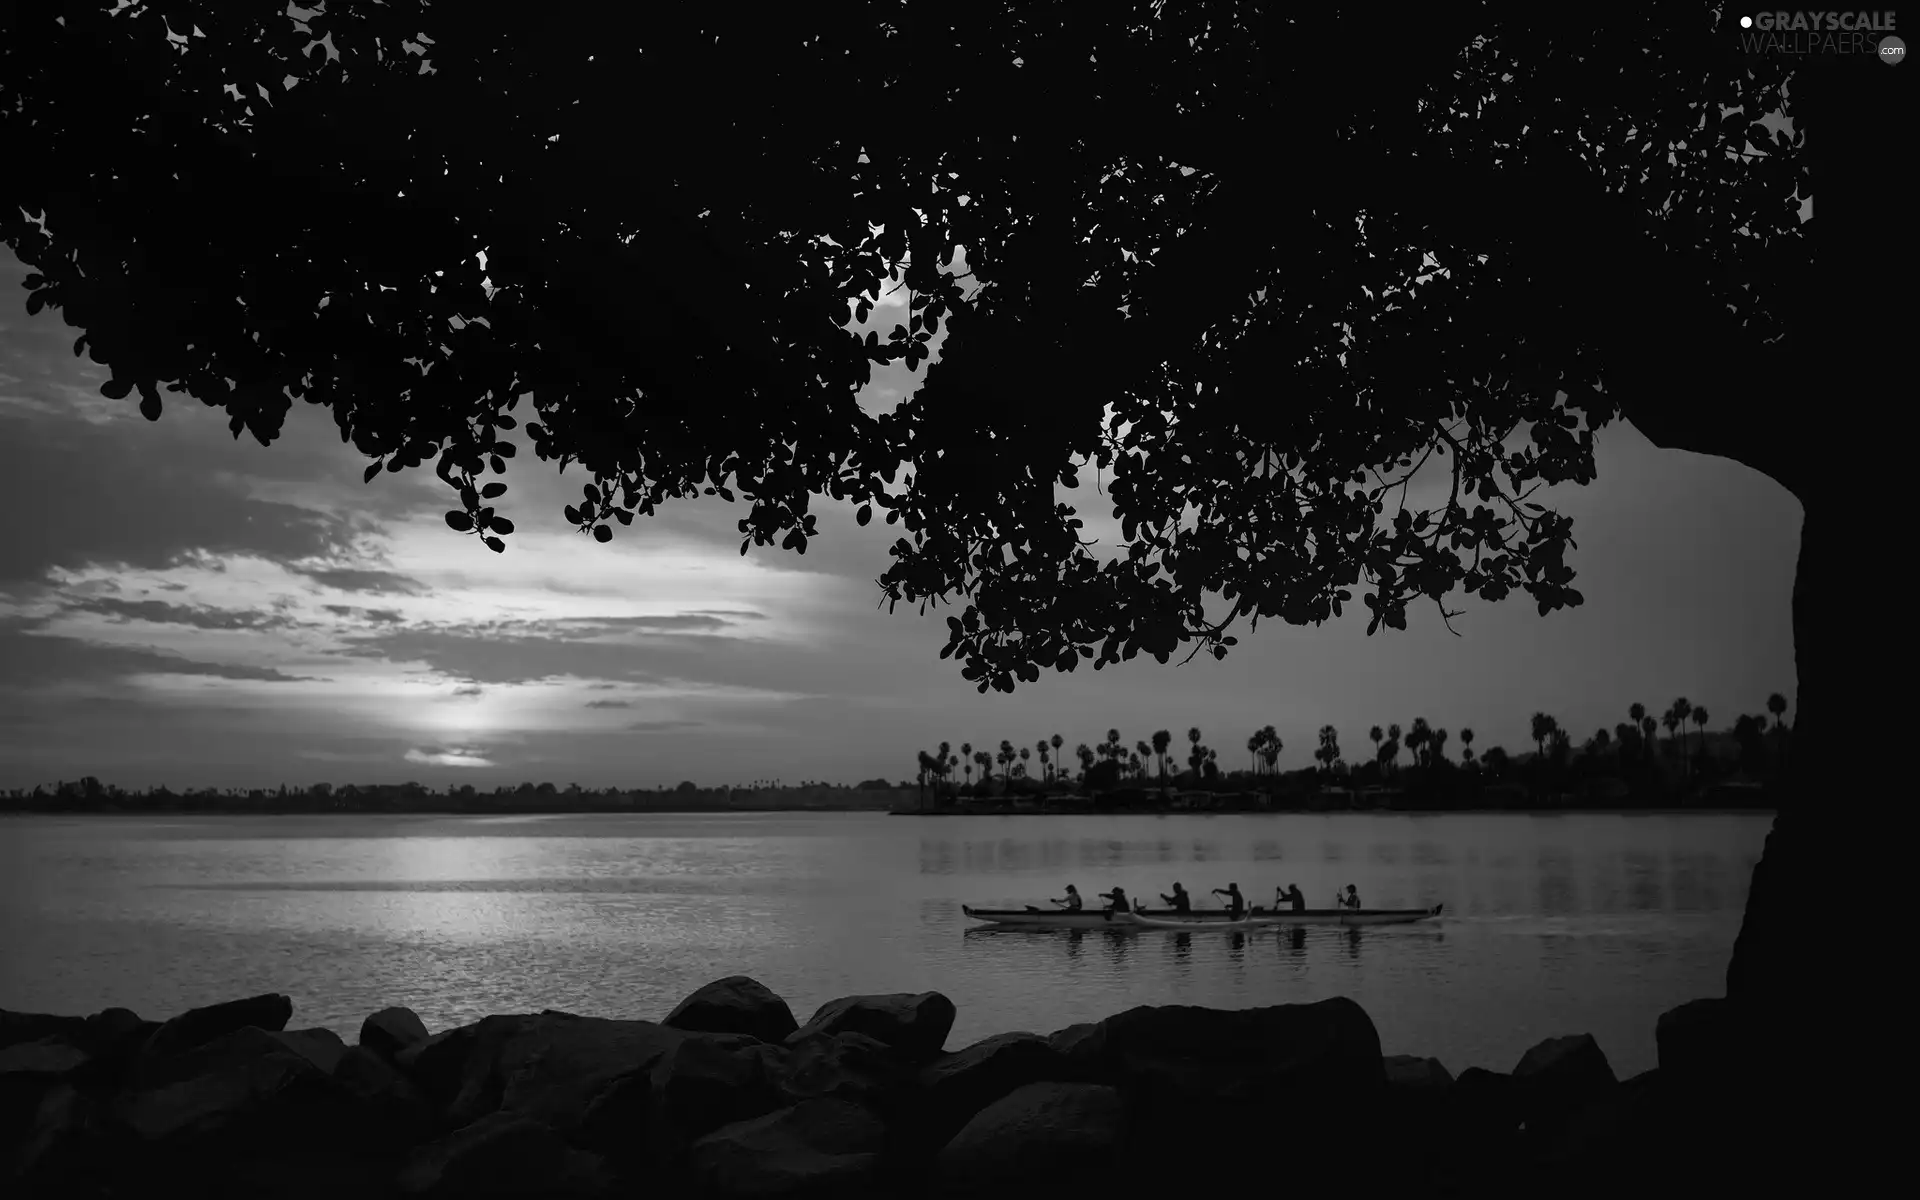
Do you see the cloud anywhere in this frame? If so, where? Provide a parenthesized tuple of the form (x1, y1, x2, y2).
(627, 719, 704, 733)
(404, 746, 496, 768)
(291, 566, 430, 595)
(322, 605, 407, 623)
(61, 596, 294, 631)
(0, 623, 319, 685)
(451, 685, 484, 697)
(0, 410, 369, 586)
(586, 699, 632, 709)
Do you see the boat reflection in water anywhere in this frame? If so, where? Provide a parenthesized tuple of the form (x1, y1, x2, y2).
(963, 920, 1444, 972)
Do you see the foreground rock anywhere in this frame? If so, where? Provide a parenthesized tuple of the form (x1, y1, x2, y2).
(689, 1097, 887, 1198)
(665, 977, 798, 1044)
(934, 1082, 1127, 1198)
(0, 986, 1770, 1199)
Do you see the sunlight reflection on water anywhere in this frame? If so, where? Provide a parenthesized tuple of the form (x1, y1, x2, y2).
(0, 811, 1767, 1077)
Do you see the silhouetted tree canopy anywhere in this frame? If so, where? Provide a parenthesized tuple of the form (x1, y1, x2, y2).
(4, 2, 1815, 695)
(6, 6, 1903, 1037)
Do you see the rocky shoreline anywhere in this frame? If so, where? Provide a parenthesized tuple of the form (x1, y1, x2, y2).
(2, 980, 1774, 1198)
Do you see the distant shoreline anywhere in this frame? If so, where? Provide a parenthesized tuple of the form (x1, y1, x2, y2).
(890, 806, 1776, 817)
(0, 804, 1776, 818)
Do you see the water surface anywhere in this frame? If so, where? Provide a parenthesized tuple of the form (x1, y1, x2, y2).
(0, 811, 1768, 1077)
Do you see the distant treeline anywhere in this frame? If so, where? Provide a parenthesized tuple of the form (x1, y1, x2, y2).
(0, 779, 921, 816)
(909, 696, 1795, 812)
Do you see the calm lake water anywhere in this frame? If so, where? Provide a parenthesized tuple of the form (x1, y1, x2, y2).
(0, 811, 1769, 1078)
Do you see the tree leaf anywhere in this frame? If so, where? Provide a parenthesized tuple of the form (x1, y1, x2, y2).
(857, 503, 872, 526)
(593, 524, 612, 543)
(445, 510, 474, 531)
(481, 482, 507, 498)
(101, 379, 133, 400)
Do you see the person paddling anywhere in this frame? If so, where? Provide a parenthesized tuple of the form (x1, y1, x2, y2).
(1098, 886, 1132, 915)
(1211, 882, 1247, 921)
(1275, 883, 1306, 912)
(1343, 884, 1362, 911)
(1160, 882, 1192, 913)
(1051, 885, 1084, 912)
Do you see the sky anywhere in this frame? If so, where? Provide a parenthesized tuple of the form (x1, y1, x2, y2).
(0, 241, 1801, 793)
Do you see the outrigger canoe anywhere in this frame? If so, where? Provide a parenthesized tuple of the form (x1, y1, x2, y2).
(962, 904, 1442, 929)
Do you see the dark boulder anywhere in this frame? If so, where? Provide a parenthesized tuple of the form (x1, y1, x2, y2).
(68, 1008, 159, 1086)
(137, 993, 294, 1066)
(688, 1097, 887, 1199)
(0, 1037, 90, 1079)
(333, 1044, 437, 1150)
(0, 1011, 89, 1053)
(932, 1082, 1128, 1199)
(359, 1006, 432, 1061)
(394, 1021, 496, 1107)
(0, 1037, 91, 1154)
(572, 1067, 656, 1174)
(1448, 1066, 1523, 1138)
(1384, 1053, 1454, 1092)
(909, 1032, 1069, 1156)
(648, 1030, 786, 1157)
(11, 1081, 108, 1191)
(1039, 1022, 1103, 1080)
(1051, 998, 1385, 1110)
(665, 977, 799, 1045)
(1512, 1034, 1617, 1135)
(463, 1016, 694, 1134)
(111, 1025, 375, 1155)
(771, 1031, 910, 1111)
(396, 1111, 615, 1199)
(1655, 997, 1742, 1084)
(787, 993, 955, 1064)
(269, 1027, 349, 1075)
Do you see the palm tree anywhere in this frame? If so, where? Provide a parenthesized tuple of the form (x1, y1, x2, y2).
(937, 741, 951, 797)
(1314, 725, 1341, 773)
(1013, 745, 1027, 779)
(1766, 692, 1788, 731)
(1408, 717, 1432, 767)
(1691, 707, 1709, 767)
(1459, 727, 1475, 766)
(1369, 725, 1384, 762)
(1670, 698, 1692, 772)
(1661, 706, 1682, 770)
(1261, 728, 1282, 776)
(1385, 724, 1403, 776)
(1075, 743, 1094, 781)
(960, 742, 973, 789)
(1529, 712, 1555, 759)
(1431, 728, 1450, 765)
(1105, 729, 1121, 764)
(1037, 741, 1052, 783)
(915, 750, 934, 806)
(1152, 730, 1172, 781)
(1247, 733, 1263, 776)
(1628, 702, 1648, 764)
(1640, 715, 1658, 754)
(974, 749, 992, 788)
